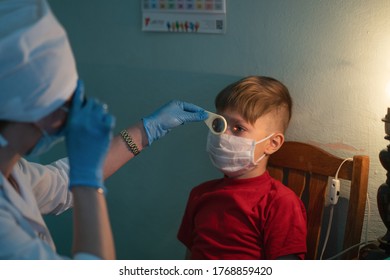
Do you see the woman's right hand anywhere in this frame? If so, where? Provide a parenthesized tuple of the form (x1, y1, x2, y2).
(65, 80, 116, 192)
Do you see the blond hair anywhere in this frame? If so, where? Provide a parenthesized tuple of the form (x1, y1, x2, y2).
(215, 76, 292, 132)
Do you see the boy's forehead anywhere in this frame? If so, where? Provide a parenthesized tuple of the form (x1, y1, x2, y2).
(219, 108, 278, 129)
(217, 109, 244, 121)
(218, 109, 256, 127)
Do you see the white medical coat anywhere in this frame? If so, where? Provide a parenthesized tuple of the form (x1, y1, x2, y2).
(0, 157, 72, 259)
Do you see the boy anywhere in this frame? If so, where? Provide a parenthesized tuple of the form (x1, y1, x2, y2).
(177, 76, 307, 260)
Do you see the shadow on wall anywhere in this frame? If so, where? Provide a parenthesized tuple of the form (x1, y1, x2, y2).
(317, 198, 348, 260)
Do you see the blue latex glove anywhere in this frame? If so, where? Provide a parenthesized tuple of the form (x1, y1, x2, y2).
(66, 80, 116, 193)
(142, 100, 208, 145)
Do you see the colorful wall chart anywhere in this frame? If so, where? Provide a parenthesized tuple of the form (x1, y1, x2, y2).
(142, 0, 226, 34)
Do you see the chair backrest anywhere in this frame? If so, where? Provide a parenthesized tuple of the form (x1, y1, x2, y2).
(267, 141, 369, 259)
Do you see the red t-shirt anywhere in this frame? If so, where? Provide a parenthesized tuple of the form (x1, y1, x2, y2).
(177, 171, 307, 260)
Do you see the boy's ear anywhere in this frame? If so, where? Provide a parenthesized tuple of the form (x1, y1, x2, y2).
(265, 133, 284, 155)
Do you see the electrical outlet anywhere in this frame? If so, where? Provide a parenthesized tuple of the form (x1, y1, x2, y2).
(329, 178, 340, 205)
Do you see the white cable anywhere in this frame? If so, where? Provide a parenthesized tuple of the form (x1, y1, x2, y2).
(327, 193, 376, 260)
(319, 157, 353, 259)
(326, 240, 377, 260)
(365, 192, 371, 244)
(319, 204, 334, 260)
(335, 158, 353, 180)
(325, 193, 371, 260)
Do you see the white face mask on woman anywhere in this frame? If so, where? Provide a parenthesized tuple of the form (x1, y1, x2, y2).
(206, 131, 274, 177)
(25, 126, 66, 157)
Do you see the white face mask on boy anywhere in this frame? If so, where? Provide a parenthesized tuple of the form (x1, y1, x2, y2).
(206, 131, 274, 177)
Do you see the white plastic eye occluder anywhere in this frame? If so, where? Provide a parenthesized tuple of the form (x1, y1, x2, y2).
(204, 111, 227, 135)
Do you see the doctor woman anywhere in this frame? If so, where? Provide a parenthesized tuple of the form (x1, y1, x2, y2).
(0, 0, 207, 259)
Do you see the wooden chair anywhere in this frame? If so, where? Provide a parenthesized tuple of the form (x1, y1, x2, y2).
(267, 141, 369, 259)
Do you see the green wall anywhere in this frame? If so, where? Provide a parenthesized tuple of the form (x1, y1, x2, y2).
(43, 0, 390, 259)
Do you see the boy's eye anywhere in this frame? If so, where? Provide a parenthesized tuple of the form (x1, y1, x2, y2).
(232, 125, 246, 133)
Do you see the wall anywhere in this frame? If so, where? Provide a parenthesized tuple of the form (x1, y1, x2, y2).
(45, 0, 390, 259)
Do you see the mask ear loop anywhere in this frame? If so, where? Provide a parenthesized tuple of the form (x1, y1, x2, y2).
(254, 133, 275, 145)
(254, 153, 267, 164)
(0, 133, 8, 148)
(253, 133, 275, 164)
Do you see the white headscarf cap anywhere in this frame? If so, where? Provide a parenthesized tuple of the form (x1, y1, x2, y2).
(0, 0, 78, 122)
